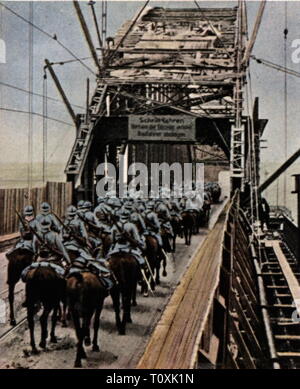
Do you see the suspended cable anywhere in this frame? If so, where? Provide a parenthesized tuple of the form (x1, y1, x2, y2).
(0, 107, 73, 126)
(50, 56, 92, 66)
(0, 80, 85, 110)
(28, 1, 33, 193)
(283, 2, 288, 207)
(43, 70, 48, 183)
(251, 55, 300, 78)
(0, 1, 96, 75)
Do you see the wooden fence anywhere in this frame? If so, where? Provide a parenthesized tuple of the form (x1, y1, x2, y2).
(0, 182, 73, 236)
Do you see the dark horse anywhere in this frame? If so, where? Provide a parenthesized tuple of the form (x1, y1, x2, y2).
(6, 247, 35, 326)
(170, 215, 182, 252)
(109, 252, 139, 335)
(141, 235, 159, 296)
(67, 271, 107, 368)
(181, 211, 196, 246)
(24, 265, 66, 354)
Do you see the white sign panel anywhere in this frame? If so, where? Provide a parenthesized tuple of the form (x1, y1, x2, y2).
(128, 115, 196, 142)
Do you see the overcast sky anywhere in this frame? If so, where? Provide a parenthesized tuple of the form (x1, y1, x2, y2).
(0, 0, 299, 175)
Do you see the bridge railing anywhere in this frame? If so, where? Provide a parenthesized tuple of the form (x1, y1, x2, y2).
(0, 181, 72, 236)
(195, 190, 270, 368)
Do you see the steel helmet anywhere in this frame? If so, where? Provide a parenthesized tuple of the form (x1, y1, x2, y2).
(77, 200, 85, 209)
(120, 209, 130, 220)
(97, 196, 104, 204)
(146, 201, 155, 210)
(24, 205, 34, 216)
(66, 205, 77, 217)
(40, 216, 51, 232)
(40, 202, 51, 215)
(83, 201, 92, 210)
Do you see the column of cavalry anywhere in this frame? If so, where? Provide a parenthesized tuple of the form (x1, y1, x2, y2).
(5, 182, 221, 367)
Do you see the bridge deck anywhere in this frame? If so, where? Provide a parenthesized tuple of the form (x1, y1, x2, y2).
(137, 204, 228, 369)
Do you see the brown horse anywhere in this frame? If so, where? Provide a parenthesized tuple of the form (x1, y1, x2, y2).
(170, 215, 183, 252)
(66, 272, 107, 368)
(181, 211, 196, 245)
(109, 253, 139, 335)
(24, 265, 66, 354)
(6, 247, 35, 326)
(141, 235, 159, 296)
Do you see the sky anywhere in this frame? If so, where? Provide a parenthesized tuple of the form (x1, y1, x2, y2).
(0, 0, 300, 185)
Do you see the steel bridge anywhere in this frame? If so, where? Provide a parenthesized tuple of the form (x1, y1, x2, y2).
(60, 3, 267, 201)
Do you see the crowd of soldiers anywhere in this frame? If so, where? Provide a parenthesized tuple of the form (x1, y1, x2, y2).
(12, 182, 221, 290)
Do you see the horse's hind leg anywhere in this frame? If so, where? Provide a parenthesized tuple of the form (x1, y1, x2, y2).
(132, 278, 138, 306)
(110, 287, 122, 335)
(92, 302, 103, 352)
(8, 283, 16, 326)
(27, 306, 38, 354)
(72, 309, 86, 368)
(83, 311, 93, 346)
(39, 305, 51, 349)
(50, 305, 59, 343)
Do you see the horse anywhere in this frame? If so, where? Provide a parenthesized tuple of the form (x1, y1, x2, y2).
(66, 271, 107, 368)
(6, 246, 35, 326)
(181, 211, 196, 246)
(170, 214, 183, 252)
(24, 264, 66, 354)
(141, 235, 159, 296)
(108, 252, 139, 335)
(98, 231, 112, 258)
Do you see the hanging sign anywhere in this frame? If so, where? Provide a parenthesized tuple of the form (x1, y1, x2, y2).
(128, 115, 196, 142)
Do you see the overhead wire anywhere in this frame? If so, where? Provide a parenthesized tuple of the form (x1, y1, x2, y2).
(0, 80, 85, 110)
(0, 107, 73, 126)
(28, 1, 33, 193)
(0, 1, 96, 76)
(43, 70, 48, 183)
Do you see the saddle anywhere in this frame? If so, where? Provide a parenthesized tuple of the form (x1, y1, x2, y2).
(21, 261, 65, 282)
(67, 258, 113, 291)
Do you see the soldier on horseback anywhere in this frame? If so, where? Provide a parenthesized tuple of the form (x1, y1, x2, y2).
(36, 202, 61, 233)
(14, 205, 39, 253)
(94, 196, 112, 223)
(155, 198, 174, 252)
(143, 201, 163, 248)
(32, 217, 71, 265)
(61, 205, 92, 258)
(107, 209, 146, 268)
(78, 201, 110, 251)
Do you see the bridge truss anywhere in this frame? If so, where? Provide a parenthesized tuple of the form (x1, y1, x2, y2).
(65, 2, 267, 200)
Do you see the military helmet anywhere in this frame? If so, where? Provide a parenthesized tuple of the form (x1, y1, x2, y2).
(124, 202, 133, 211)
(83, 201, 92, 210)
(120, 209, 130, 220)
(97, 196, 104, 204)
(67, 205, 77, 217)
(146, 201, 155, 209)
(24, 205, 34, 216)
(40, 216, 51, 231)
(77, 200, 85, 209)
(40, 202, 51, 215)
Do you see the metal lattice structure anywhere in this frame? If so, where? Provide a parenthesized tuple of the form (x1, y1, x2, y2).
(65, 3, 266, 200)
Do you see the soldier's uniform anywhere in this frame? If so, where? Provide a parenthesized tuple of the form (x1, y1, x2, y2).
(62, 205, 90, 257)
(107, 209, 146, 266)
(155, 199, 174, 237)
(94, 197, 112, 223)
(170, 198, 183, 219)
(32, 217, 71, 265)
(16, 205, 38, 250)
(36, 202, 61, 233)
(143, 201, 163, 247)
(79, 201, 109, 249)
